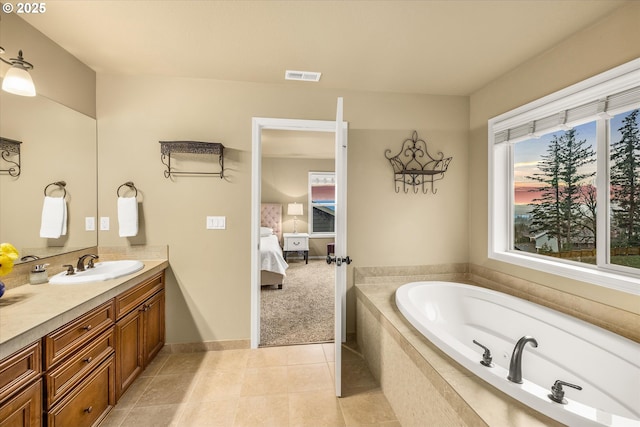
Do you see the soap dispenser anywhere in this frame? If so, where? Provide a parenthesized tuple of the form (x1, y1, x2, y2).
(30, 263, 49, 285)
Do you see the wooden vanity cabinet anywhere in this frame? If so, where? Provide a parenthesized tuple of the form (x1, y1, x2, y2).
(43, 300, 116, 427)
(1, 266, 166, 426)
(0, 342, 42, 427)
(114, 272, 165, 399)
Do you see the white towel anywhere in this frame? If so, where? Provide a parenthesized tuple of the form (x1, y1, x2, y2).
(40, 196, 67, 238)
(118, 196, 138, 237)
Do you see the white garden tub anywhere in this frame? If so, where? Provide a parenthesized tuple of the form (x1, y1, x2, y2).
(395, 281, 640, 427)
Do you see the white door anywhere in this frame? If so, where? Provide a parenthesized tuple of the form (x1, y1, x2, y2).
(331, 97, 348, 397)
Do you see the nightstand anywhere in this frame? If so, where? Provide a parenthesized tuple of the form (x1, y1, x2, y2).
(283, 233, 309, 264)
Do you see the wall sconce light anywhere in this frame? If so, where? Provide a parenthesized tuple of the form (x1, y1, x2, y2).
(0, 47, 36, 97)
(287, 202, 303, 233)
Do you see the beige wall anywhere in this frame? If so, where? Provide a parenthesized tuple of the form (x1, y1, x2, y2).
(96, 74, 468, 343)
(469, 2, 640, 314)
(0, 12, 95, 117)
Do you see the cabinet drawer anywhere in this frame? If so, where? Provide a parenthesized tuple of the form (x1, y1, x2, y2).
(0, 341, 41, 403)
(0, 378, 42, 427)
(285, 237, 308, 251)
(48, 355, 115, 427)
(45, 327, 115, 408)
(115, 272, 164, 320)
(45, 300, 115, 369)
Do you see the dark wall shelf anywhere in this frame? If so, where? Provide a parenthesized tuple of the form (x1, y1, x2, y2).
(159, 140, 224, 179)
(0, 137, 22, 177)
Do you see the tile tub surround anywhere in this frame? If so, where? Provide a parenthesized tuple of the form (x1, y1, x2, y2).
(0, 254, 168, 360)
(355, 282, 563, 427)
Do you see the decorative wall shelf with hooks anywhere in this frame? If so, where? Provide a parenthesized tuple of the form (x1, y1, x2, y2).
(0, 137, 22, 177)
(159, 140, 225, 179)
(384, 131, 452, 194)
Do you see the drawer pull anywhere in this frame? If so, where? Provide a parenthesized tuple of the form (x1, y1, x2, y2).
(82, 325, 92, 331)
(139, 304, 150, 312)
(83, 356, 93, 363)
(293, 241, 300, 246)
(84, 406, 93, 414)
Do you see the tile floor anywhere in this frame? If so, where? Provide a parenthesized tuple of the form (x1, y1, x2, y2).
(100, 343, 400, 426)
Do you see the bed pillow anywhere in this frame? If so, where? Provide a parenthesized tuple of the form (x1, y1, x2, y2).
(260, 227, 274, 237)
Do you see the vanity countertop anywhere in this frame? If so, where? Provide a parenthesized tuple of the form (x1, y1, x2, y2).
(0, 259, 169, 360)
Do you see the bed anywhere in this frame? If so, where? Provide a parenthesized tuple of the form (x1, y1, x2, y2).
(260, 203, 289, 288)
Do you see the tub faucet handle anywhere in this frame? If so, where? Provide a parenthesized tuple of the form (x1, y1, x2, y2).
(472, 340, 493, 367)
(548, 380, 582, 404)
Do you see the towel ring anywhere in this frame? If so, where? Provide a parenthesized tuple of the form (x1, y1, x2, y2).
(44, 181, 67, 197)
(117, 181, 138, 198)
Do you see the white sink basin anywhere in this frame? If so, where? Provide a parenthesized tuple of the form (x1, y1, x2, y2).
(50, 260, 144, 284)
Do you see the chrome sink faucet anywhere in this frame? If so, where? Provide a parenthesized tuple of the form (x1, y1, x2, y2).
(77, 254, 99, 272)
(508, 335, 538, 384)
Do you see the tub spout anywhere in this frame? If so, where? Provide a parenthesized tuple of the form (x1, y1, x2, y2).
(508, 335, 538, 384)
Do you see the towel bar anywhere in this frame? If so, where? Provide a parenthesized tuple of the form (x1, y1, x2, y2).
(159, 140, 225, 179)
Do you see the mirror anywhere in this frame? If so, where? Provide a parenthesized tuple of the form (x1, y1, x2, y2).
(0, 92, 97, 262)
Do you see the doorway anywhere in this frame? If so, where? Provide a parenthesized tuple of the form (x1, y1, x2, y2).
(251, 108, 348, 396)
(259, 130, 335, 347)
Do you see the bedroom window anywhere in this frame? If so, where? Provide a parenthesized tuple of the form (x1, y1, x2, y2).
(489, 59, 640, 294)
(308, 171, 335, 237)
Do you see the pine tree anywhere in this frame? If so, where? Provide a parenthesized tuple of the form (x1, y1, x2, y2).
(528, 129, 596, 251)
(528, 134, 564, 249)
(610, 109, 640, 247)
(558, 129, 596, 248)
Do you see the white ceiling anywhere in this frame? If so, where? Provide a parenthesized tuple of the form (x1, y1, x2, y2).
(21, 0, 627, 96)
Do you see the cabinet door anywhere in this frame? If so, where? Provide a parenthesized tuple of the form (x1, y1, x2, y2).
(0, 379, 42, 427)
(143, 290, 165, 366)
(115, 309, 143, 400)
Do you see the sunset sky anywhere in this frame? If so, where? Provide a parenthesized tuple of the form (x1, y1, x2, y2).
(512, 110, 632, 206)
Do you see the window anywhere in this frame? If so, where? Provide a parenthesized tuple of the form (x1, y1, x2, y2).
(308, 172, 335, 236)
(489, 59, 640, 294)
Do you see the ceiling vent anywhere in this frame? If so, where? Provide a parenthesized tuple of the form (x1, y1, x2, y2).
(285, 70, 321, 82)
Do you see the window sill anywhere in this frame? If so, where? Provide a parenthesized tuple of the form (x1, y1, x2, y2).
(489, 250, 639, 296)
(310, 233, 335, 239)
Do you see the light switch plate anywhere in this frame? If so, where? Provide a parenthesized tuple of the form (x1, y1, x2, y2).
(206, 216, 226, 230)
(85, 217, 96, 231)
(100, 216, 110, 231)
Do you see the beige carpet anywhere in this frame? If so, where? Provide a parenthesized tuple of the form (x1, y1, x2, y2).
(260, 259, 335, 347)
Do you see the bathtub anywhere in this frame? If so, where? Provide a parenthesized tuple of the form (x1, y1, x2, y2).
(395, 281, 640, 427)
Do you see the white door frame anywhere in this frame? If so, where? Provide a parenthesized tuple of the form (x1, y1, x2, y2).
(250, 116, 347, 349)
